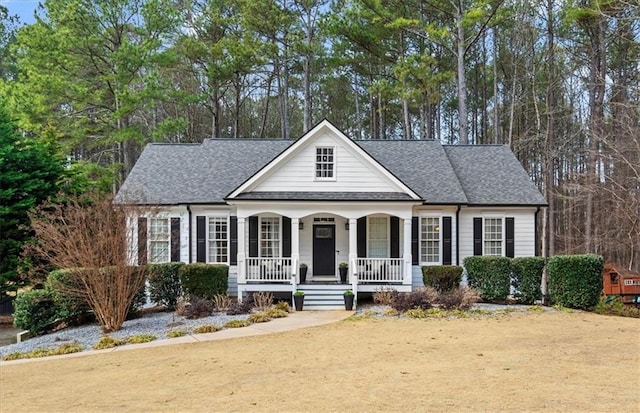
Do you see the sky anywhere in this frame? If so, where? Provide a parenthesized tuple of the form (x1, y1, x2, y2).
(1, 0, 39, 25)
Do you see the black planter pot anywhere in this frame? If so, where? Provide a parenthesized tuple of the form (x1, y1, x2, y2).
(299, 266, 308, 283)
(339, 267, 348, 283)
(294, 294, 304, 311)
(343, 294, 354, 310)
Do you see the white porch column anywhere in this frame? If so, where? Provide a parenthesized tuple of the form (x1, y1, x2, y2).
(403, 218, 412, 285)
(348, 218, 358, 276)
(291, 218, 300, 282)
(237, 217, 246, 285)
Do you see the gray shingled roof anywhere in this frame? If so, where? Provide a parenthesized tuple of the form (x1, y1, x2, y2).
(116, 137, 546, 206)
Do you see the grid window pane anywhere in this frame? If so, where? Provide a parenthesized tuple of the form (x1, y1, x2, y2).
(260, 217, 280, 257)
(208, 217, 228, 263)
(420, 217, 440, 263)
(368, 217, 388, 258)
(484, 218, 503, 256)
(149, 218, 169, 263)
(315, 147, 334, 178)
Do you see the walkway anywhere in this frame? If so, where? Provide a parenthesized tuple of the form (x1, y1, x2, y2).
(1, 310, 354, 366)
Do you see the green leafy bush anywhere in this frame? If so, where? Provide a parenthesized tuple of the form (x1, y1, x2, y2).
(147, 262, 184, 310)
(595, 296, 640, 318)
(422, 266, 463, 293)
(12, 289, 59, 335)
(547, 254, 603, 310)
(45, 269, 92, 325)
(464, 256, 512, 302)
(179, 264, 228, 300)
(511, 257, 545, 304)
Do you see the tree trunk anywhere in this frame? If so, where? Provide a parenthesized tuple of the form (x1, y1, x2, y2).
(456, 1, 469, 145)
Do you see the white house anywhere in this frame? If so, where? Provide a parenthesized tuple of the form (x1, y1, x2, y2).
(116, 120, 547, 309)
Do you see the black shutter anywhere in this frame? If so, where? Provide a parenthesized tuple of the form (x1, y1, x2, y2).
(171, 218, 180, 262)
(137, 217, 147, 265)
(411, 217, 419, 265)
(229, 216, 238, 265)
(473, 217, 483, 256)
(357, 217, 367, 258)
(442, 216, 452, 265)
(282, 216, 291, 257)
(249, 216, 259, 257)
(196, 216, 206, 262)
(505, 217, 515, 258)
(390, 216, 400, 258)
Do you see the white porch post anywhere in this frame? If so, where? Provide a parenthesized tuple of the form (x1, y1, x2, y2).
(403, 218, 412, 286)
(237, 217, 246, 287)
(348, 218, 358, 277)
(291, 218, 299, 283)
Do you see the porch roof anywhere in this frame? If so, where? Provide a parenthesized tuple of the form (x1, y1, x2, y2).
(232, 191, 416, 201)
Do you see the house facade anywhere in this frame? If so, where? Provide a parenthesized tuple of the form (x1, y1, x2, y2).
(116, 120, 547, 309)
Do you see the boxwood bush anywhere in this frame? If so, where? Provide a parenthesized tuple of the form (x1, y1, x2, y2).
(147, 262, 184, 310)
(13, 289, 59, 335)
(46, 269, 92, 325)
(511, 257, 545, 304)
(463, 256, 512, 302)
(422, 265, 463, 293)
(179, 264, 228, 300)
(547, 254, 603, 310)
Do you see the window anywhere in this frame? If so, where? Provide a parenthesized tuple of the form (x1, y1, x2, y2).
(260, 217, 280, 257)
(315, 147, 334, 178)
(208, 217, 228, 263)
(421, 217, 440, 263)
(149, 218, 170, 263)
(368, 217, 388, 258)
(484, 218, 503, 256)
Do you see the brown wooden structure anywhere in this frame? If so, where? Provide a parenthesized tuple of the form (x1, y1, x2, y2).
(602, 264, 640, 304)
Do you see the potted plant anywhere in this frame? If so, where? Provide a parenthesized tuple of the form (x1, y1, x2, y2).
(343, 289, 354, 310)
(338, 262, 348, 283)
(299, 263, 308, 283)
(293, 290, 305, 311)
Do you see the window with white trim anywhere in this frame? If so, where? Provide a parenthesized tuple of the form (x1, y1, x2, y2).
(484, 218, 503, 256)
(315, 147, 334, 178)
(420, 217, 440, 263)
(149, 218, 170, 263)
(368, 217, 388, 258)
(260, 217, 280, 257)
(208, 217, 228, 263)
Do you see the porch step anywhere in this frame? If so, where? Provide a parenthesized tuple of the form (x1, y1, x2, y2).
(297, 283, 352, 310)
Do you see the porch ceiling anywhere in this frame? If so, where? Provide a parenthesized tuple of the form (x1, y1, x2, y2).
(230, 191, 417, 201)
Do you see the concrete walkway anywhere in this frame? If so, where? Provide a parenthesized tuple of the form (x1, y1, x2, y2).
(0, 310, 354, 366)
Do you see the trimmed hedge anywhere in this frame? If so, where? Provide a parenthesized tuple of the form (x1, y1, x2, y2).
(463, 256, 512, 302)
(46, 269, 92, 325)
(511, 257, 545, 304)
(13, 289, 59, 335)
(422, 265, 463, 293)
(179, 264, 228, 300)
(547, 254, 603, 310)
(147, 262, 184, 310)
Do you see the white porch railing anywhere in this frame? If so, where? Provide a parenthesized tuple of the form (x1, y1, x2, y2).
(245, 258, 293, 282)
(356, 258, 404, 282)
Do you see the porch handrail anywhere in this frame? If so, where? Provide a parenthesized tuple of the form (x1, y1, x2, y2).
(245, 257, 293, 282)
(356, 258, 404, 282)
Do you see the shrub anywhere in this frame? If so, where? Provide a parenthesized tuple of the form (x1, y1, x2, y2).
(547, 254, 603, 310)
(511, 257, 545, 304)
(193, 324, 219, 334)
(436, 286, 481, 310)
(390, 288, 436, 312)
(247, 312, 271, 323)
(184, 297, 213, 319)
(2, 342, 84, 361)
(252, 291, 274, 311)
(464, 256, 512, 302)
(226, 299, 253, 315)
(404, 308, 433, 319)
(373, 287, 397, 306)
(167, 330, 188, 338)
(13, 289, 59, 335)
(422, 266, 463, 293)
(224, 319, 250, 328)
(273, 301, 290, 312)
(127, 334, 156, 344)
(212, 294, 234, 312)
(265, 308, 288, 318)
(595, 295, 640, 318)
(179, 264, 228, 300)
(46, 269, 91, 325)
(147, 263, 184, 310)
(94, 336, 126, 349)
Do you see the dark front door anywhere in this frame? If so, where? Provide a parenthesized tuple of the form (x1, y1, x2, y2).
(313, 225, 335, 276)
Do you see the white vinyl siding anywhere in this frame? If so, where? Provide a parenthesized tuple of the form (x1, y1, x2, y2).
(484, 218, 503, 256)
(149, 218, 170, 263)
(368, 217, 388, 258)
(421, 217, 440, 264)
(208, 217, 228, 263)
(260, 217, 280, 257)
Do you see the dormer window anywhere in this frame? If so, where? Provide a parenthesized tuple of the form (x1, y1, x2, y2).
(316, 147, 335, 179)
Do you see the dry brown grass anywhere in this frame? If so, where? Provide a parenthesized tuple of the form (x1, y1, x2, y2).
(0, 311, 638, 412)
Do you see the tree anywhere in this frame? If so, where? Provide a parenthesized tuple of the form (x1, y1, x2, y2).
(0, 102, 64, 296)
(27, 192, 147, 333)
